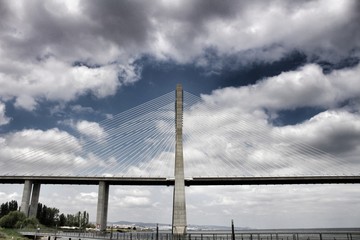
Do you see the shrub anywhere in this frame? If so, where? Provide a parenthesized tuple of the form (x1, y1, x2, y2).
(16, 217, 39, 229)
(0, 211, 26, 228)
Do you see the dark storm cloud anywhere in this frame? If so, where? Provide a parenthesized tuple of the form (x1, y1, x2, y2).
(301, 1, 360, 60)
(0, 0, 150, 64)
(0, 1, 89, 66)
(1, 0, 360, 66)
(1, 0, 360, 109)
(314, 126, 360, 154)
(0, 1, 10, 19)
(82, 0, 154, 48)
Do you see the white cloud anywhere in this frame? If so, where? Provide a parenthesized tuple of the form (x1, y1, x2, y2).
(0, 102, 10, 125)
(0, 191, 20, 202)
(75, 120, 107, 140)
(107, 186, 172, 222)
(0, 128, 100, 175)
(201, 63, 360, 113)
(75, 192, 98, 204)
(275, 110, 360, 156)
(186, 185, 360, 228)
(114, 188, 151, 197)
(70, 105, 96, 114)
(0, 57, 124, 110)
(115, 196, 151, 208)
(111, 186, 159, 209)
(182, 63, 360, 177)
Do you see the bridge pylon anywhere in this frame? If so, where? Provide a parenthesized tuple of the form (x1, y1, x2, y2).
(172, 84, 187, 236)
(20, 180, 41, 217)
(96, 181, 109, 232)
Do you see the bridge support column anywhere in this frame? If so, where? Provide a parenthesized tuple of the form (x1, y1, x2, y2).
(29, 183, 41, 217)
(96, 181, 109, 232)
(20, 180, 33, 216)
(172, 84, 187, 237)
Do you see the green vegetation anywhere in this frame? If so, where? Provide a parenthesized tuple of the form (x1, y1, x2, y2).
(63, 211, 91, 228)
(37, 203, 92, 228)
(36, 203, 59, 227)
(0, 211, 38, 229)
(0, 201, 18, 218)
(0, 200, 94, 230)
(0, 228, 28, 240)
(0, 201, 37, 229)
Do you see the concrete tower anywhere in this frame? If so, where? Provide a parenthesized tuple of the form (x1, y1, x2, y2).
(96, 181, 109, 232)
(172, 84, 187, 236)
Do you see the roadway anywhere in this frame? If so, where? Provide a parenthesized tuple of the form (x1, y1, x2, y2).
(1, 175, 360, 186)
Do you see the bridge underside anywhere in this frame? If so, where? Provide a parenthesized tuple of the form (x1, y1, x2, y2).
(1, 175, 360, 185)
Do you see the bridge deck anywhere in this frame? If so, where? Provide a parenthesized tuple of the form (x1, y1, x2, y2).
(1, 175, 360, 185)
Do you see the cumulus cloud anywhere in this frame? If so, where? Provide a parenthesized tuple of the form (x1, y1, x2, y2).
(0, 0, 359, 110)
(275, 110, 360, 156)
(0, 102, 10, 126)
(186, 185, 360, 228)
(105, 0, 359, 63)
(115, 196, 151, 208)
(0, 191, 20, 202)
(70, 105, 96, 114)
(182, 63, 360, 177)
(111, 186, 154, 208)
(201, 63, 360, 113)
(75, 192, 98, 204)
(0, 0, 142, 110)
(75, 120, 107, 140)
(114, 188, 151, 197)
(0, 128, 96, 175)
(0, 57, 123, 110)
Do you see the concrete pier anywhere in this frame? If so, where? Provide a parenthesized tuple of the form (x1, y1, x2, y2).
(172, 84, 187, 236)
(20, 180, 33, 216)
(29, 183, 41, 217)
(96, 181, 109, 232)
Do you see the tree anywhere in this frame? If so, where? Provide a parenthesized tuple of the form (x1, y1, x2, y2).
(79, 211, 90, 229)
(0, 200, 92, 229)
(66, 214, 75, 226)
(0, 200, 18, 218)
(64, 211, 91, 228)
(0, 202, 9, 218)
(8, 200, 18, 212)
(59, 213, 66, 226)
(36, 203, 60, 227)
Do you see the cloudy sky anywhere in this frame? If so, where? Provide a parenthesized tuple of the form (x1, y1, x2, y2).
(1, 0, 360, 229)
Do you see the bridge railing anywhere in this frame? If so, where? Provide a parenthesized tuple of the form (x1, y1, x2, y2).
(19, 230, 360, 240)
(186, 232, 360, 240)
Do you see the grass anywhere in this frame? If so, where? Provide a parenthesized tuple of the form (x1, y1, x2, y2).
(0, 228, 28, 240)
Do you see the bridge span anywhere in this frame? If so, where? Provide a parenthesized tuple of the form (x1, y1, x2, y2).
(3, 174, 359, 226)
(1, 175, 360, 185)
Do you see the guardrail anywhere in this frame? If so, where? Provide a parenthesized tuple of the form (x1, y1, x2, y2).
(19, 230, 360, 240)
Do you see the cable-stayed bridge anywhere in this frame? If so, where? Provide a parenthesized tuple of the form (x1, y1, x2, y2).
(0, 85, 359, 236)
